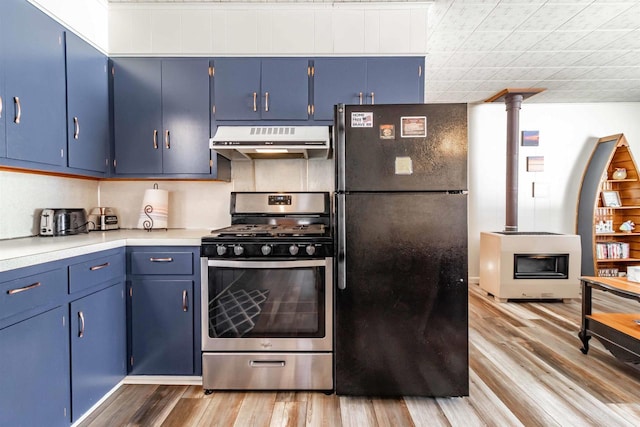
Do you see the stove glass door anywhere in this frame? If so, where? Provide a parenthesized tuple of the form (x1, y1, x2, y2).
(203, 258, 333, 351)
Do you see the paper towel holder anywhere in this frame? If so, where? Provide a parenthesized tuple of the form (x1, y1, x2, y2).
(141, 183, 168, 232)
(142, 204, 154, 232)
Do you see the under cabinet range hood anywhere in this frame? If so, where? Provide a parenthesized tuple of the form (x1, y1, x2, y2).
(209, 126, 331, 160)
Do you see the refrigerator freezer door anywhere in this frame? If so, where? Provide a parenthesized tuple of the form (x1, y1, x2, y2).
(335, 192, 469, 396)
(337, 103, 468, 192)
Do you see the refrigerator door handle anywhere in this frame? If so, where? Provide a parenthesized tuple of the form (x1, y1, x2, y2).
(336, 104, 346, 192)
(337, 193, 346, 290)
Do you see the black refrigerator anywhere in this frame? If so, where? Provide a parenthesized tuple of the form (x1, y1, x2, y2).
(334, 103, 469, 397)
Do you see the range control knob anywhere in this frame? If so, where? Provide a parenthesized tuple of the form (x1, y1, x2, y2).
(216, 245, 227, 256)
(306, 245, 317, 256)
(233, 245, 244, 256)
(261, 245, 272, 256)
(289, 245, 299, 256)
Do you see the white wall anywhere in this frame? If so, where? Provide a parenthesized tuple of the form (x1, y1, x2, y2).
(468, 102, 640, 279)
(107, 3, 428, 56)
(0, 171, 99, 239)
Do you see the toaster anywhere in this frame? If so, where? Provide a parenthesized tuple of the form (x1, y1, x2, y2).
(40, 208, 88, 236)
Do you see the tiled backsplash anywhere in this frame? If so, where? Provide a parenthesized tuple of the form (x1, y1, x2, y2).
(101, 159, 334, 230)
(0, 158, 334, 239)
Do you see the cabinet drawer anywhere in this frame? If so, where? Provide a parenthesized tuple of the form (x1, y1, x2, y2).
(69, 252, 125, 294)
(0, 268, 67, 321)
(202, 353, 332, 390)
(130, 251, 193, 275)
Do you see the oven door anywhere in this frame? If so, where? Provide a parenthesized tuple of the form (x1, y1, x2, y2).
(201, 258, 333, 352)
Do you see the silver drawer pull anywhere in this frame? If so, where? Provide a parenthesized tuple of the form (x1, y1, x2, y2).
(7, 281, 41, 295)
(149, 257, 173, 262)
(182, 290, 188, 312)
(14, 97, 21, 124)
(78, 311, 85, 338)
(73, 116, 80, 139)
(250, 360, 286, 368)
(90, 262, 110, 271)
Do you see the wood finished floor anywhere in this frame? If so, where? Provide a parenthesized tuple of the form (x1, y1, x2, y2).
(79, 284, 640, 427)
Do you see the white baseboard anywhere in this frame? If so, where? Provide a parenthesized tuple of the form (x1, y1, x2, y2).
(123, 375, 203, 385)
(71, 380, 124, 427)
(469, 276, 479, 285)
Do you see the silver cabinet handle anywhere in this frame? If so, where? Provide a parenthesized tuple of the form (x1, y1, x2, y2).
(7, 281, 41, 295)
(253, 92, 257, 112)
(358, 92, 363, 105)
(0, 95, 3, 118)
(149, 257, 173, 262)
(250, 360, 285, 367)
(370, 92, 375, 105)
(153, 129, 158, 149)
(89, 262, 110, 271)
(265, 92, 269, 112)
(78, 311, 85, 338)
(165, 130, 170, 149)
(73, 117, 80, 139)
(14, 97, 21, 124)
(182, 290, 188, 312)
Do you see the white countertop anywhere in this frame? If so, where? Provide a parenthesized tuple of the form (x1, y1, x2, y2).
(0, 229, 211, 272)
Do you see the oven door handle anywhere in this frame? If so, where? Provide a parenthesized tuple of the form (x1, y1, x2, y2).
(207, 259, 328, 269)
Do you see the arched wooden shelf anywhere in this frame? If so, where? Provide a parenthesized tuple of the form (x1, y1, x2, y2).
(577, 134, 640, 277)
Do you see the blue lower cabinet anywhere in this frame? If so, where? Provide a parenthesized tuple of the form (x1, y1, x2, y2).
(129, 279, 194, 375)
(0, 306, 70, 427)
(70, 282, 126, 422)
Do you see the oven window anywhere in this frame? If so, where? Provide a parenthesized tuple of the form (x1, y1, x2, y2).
(207, 266, 325, 338)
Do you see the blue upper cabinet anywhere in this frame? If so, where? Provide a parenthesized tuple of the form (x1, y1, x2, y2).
(112, 58, 213, 176)
(2, 0, 66, 167)
(160, 59, 212, 175)
(213, 57, 310, 121)
(365, 57, 424, 105)
(312, 57, 425, 121)
(65, 31, 109, 175)
(313, 58, 367, 121)
(112, 58, 163, 175)
(261, 59, 310, 120)
(212, 58, 261, 121)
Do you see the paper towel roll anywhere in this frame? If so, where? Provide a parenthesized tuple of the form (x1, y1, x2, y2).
(137, 188, 169, 230)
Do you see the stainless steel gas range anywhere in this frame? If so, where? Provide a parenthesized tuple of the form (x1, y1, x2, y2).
(200, 192, 333, 391)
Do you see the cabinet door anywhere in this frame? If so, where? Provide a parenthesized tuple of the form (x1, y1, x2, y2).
(130, 279, 194, 375)
(3, 0, 66, 166)
(366, 57, 424, 104)
(0, 3, 5, 159)
(313, 58, 367, 121)
(212, 58, 261, 121)
(113, 58, 163, 174)
(161, 59, 211, 175)
(70, 283, 126, 422)
(65, 32, 109, 174)
(0, 306, 69, 426)
(261, 58, 309, 120)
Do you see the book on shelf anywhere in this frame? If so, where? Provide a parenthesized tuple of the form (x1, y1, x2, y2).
(597, 267, 619, 277)
(596, 242, 630, 259)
